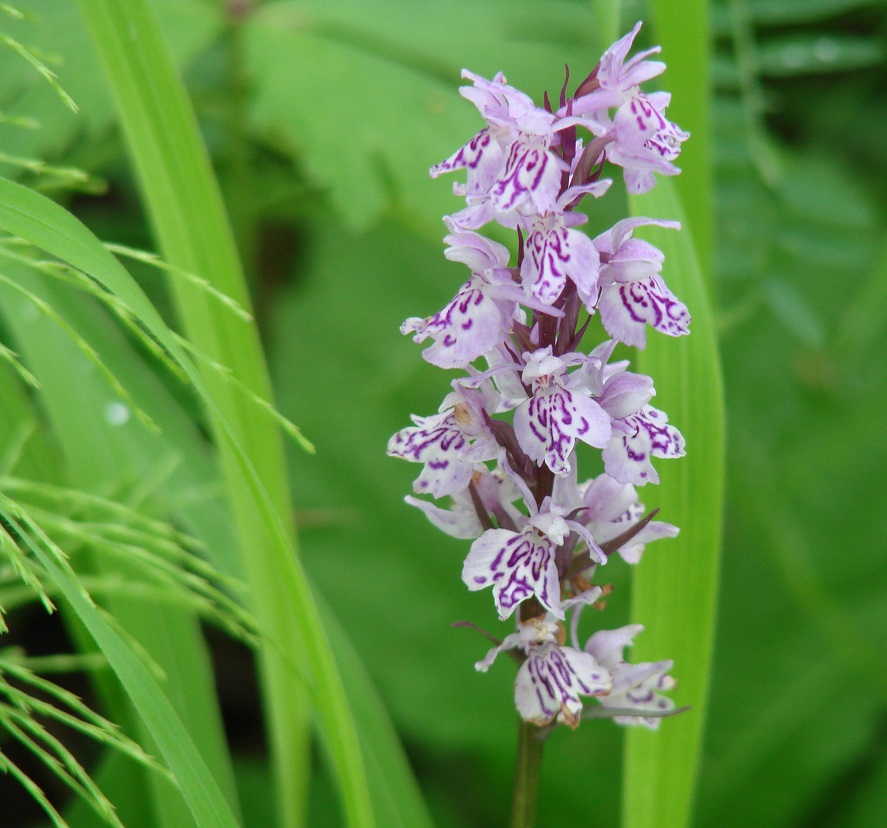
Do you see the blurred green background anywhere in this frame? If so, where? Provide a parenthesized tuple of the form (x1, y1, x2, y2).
(1, 0, 886, 826)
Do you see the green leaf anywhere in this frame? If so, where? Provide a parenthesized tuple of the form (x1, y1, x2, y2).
(622, 179, 725, 828)
(756, 34, 885, 77)
(319, 598, 435, 828)
(650, 0, 713, 276)
(835, 242, 887, 360)
(73, 1, 377, 825)
(244, 0, 601, 231)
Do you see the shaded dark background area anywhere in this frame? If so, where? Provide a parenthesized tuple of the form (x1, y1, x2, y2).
(1, 1, 886, 826)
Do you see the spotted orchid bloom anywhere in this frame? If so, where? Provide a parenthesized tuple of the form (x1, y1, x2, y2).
(564, 24, 689, 194)
(401, 232, 523, 368)
(446, 179, 520, 232)
(518, 180, 611, 304)
(580, 339, 656, 419)
(462, 489, 608, 620)
(606, 92, 689, 193)
(462, 500, 569, 619)
(513, 347, 611, 476)
(588, 217, 690, 349)
(551, 465, 678, 565)
(584, 625, 675, 728)
(516, 640, 612, 727)
(603, 404, 686, 486)
(567, 22, 667, 116)
(387, 381, 500, 498)
(573, 91, 689, 195)
(390, 23, 688, 733)
(581, 474, 678, 563)
(429, 72, 541, 194)
(492, 133, 568, 216)
(476, 611, 611, 728)
(575, 340, 685, 484)
(431, 70, 566, 224)
(405, 467, 523, 540)
(555, 470, 679, 565)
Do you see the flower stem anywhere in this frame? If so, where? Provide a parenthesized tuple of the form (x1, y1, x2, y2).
(509, 719, 545, 828)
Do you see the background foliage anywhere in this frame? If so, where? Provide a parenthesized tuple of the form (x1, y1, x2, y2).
(0, 0, 885, 826)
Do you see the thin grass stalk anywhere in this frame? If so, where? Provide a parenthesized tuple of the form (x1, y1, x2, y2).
(0, 267, 237, 828)
(22, 534, 243, 828)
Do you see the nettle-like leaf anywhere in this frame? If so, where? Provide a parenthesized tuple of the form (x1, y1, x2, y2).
(244, 0, 602, 230)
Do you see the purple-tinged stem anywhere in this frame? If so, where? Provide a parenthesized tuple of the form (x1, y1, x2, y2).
(509, 719, 544, 828)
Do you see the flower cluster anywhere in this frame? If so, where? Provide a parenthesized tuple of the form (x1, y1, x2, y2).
(389, 23, 688, 730)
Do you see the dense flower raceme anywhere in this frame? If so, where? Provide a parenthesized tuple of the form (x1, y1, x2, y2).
(388, 23, 689, 729)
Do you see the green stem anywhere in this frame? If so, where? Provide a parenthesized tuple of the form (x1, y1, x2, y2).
(509, 719, 544, 828)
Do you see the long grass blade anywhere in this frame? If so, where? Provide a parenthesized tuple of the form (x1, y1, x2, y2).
(72, 2, 374, 825)
(622, 178, 725, 828)
(649, 0, 713, 276)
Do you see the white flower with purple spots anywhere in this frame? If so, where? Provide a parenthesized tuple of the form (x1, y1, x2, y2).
(595, 217, 677, 284)
(431, 70, 566, 227)
(458, 70, 556, 139)
(595, 22, 666, 94)
(572, 473, 678, 564)
(580, 339, 656, 421)
(430, 126, 504, 199)
(559, 23, 687, 195)
(516, 640, 612, 728)
(476, 614, 611, 728)
(592, 217, 690, 348)
(490, 134, 566, 216)
(607, 91, 689, 194)
(446, 180, 519, 232)
(597, 368, 656, 421)
(597, 275, 690, 349)
(401, 232, 524, 368)
(566, 22, 667, 117)
(603, 404, 685, 486)
(430, 71, 550, 190)
(462, 503, 569, 619)
(518, 181, 611, 305)
(392, 33, 692, 732)
(387, 383, 500, 499)
(514, 347, 612, 475)
(579, 342, 684, 490)
(405, 467, 523, 540)
(584, 625, 675, 728)
(521, 211, 599, 304)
